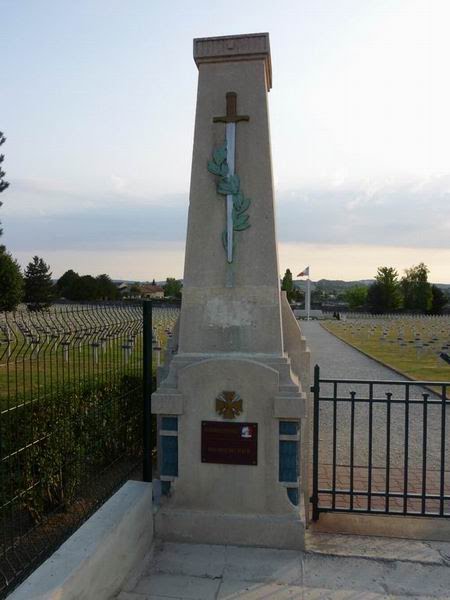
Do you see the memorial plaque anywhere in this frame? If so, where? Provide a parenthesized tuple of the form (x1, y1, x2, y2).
(201, 421, 258, 465)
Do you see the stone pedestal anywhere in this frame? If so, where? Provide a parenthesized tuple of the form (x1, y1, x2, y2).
(153, 33, 310, 550)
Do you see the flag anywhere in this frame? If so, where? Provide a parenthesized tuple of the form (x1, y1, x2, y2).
(297, 266, 309, 277)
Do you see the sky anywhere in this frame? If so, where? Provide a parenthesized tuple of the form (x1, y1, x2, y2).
(1, 0, 449, 282)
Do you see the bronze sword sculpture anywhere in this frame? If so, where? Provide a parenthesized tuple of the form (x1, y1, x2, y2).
(208, 92, 251, 264)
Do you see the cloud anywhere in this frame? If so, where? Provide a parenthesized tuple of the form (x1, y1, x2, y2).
(3, 174, 449, 256)
(277, 173, 450, 249)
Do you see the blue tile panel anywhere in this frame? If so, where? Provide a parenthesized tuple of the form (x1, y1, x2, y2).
(161, 417, 178, 431)
(287, 487, 299, 506)
(161, 435, 178, 477)
(161, 480, 171, 495)
(279, 421, 298, 435)
(279, 440, 298, 483)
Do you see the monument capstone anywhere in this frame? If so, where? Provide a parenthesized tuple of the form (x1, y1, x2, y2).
(153, 32, 310, 550)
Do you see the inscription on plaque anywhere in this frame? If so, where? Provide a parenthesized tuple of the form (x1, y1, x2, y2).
(201, 421, 258, 465)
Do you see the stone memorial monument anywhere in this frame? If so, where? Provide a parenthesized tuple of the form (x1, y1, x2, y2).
(153, 33, 310, 550)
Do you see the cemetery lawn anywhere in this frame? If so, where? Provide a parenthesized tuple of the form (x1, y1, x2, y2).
(323, 320, 450, 384)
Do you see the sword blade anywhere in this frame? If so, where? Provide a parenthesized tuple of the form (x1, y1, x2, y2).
(226, 122, 236, 263)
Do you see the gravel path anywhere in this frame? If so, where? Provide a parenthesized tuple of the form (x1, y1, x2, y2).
(300, 321, 449, 513)
(301, 320, 420, 380)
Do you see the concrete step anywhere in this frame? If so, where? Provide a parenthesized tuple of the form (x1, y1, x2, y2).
(278, 384, 300, 393)
(117, 535, 450, 599)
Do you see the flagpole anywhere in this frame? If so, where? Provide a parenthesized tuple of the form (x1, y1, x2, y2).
(306, 278, 311, 321)
(297, 266, 311, 321)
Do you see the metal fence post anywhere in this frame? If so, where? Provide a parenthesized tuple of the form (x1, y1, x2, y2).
(311, 364, 320, 521)
(143, 300, 153, 482)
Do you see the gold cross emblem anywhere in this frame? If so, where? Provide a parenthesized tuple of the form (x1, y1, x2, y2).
(216, 391, 243, 419)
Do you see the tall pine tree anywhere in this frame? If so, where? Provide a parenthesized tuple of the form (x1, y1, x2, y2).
(367, 267, 403, 313)
(401, 263, 432, 313)
(0, 251, 23, 311)
(0, 131, 10, 242)
(281, 269, 294, 301)
(24, 256, 54, 311)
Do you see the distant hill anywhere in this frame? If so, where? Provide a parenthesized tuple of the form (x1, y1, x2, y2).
(293, 279, 450, 293)
(112, 279, 169, 286)
(112, 278, 449, 293)
(293, 279, 373, 293)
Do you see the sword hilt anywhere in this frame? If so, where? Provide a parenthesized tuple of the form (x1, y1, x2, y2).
(213, 92, 250, 123)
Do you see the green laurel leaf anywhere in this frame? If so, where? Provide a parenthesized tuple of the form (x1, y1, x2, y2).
(207, 161, 221, 176)
(213, 145, 227, 166)
(208, 139, 251, 261)
(233, 213, 250, 231)
(218, 174, 240, 196)
(233, 193, 250, 214)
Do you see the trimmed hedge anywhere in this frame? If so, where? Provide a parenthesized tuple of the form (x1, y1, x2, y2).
(0, 374, 142, 523)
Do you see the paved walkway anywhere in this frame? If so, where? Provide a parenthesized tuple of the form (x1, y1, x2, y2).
(300, 321, 449, 516)
(117, 534, 450, 599)
(300, 321, 415, 380)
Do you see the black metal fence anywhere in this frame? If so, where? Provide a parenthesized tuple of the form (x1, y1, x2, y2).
(0, 303, 144, 597)
(311, 365, 450, 521)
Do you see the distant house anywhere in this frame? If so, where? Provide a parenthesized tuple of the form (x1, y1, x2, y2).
(139, 284, 164, 299)
(116, 282, 130, 295)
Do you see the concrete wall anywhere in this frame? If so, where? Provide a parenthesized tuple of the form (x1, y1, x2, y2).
(9, 481, 153, 600)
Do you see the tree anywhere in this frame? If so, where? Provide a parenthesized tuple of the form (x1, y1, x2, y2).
(95, 274, 119, 300)
(292, 287, 305, 304)
(129, 283, 141, 297)
(401, 263, 432, 312)
(164, 278, 182, 299)
(429, 285, 447, 315)
(0, 250, 23, 311)
(0, 131, 10, 240)
(367, 267, 402, 313)
(24, 256, 54, 310)
(311, 285, 327, 305)
(56, 269, 80, 298)
(345, 285, 368, 309)
(281, 269, 304, 303)
(281, 269, 294, 302)
(69, 275, 98, 301)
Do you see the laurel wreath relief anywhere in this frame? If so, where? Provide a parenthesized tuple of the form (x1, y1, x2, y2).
(207, 143, 251, 259)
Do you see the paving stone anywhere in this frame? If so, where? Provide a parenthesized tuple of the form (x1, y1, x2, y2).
(134, 573, 221, 599)
(381, 561, 450, 597)
(149, 542, 226, 578)
(302, 554, 387, 594)
(306, 532, 444, 564)
(428, 541, 450, 563)
(119, 537, 450, 599)
(217, 580, 303, 599)
(223, 546, 302, 584)
(302, 590, 436, 599)
(302, 590, 390, 599)
(118, 593, 180, 600)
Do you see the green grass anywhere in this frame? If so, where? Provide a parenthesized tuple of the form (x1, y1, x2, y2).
(323, 317, 450, 383)
(0, 339, 143, 408)
(0, 306, 180, 406)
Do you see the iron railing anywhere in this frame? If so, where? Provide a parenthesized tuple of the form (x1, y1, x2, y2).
(311, 365, 450, 520)
(0, 302, 144, 597)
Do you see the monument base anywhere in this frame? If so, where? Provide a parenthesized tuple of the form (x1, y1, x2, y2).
(155, 506, 305, 550)
(152, 297, 310, 552)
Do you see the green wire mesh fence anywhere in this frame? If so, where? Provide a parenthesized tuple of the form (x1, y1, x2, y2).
(0, 302, 144, 597)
